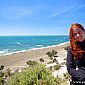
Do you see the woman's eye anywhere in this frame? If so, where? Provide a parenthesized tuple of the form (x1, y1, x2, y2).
(79, 30, 84, 34)
(74, 33, 77, 36)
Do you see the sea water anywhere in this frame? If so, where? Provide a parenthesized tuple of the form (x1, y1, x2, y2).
(0, 35, 69, 56)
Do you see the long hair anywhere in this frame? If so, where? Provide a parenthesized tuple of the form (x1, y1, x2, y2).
(69, 23, 85, 59)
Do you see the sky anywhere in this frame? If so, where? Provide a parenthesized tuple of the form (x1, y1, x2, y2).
(0, 0, 85, 36)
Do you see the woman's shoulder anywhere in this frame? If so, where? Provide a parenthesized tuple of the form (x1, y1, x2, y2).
(67, 46, 71, 51)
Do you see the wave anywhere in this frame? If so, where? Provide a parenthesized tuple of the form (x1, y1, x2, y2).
(0, 41, 70, 56)
(16, 42, 22, 45)
(36, 45, 43, 47)
(0, 51, 5, 54)
(29, 41, 70, 50)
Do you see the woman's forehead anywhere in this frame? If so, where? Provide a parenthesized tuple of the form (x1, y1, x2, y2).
(73, 28, 83, 33)
(72, 25, 78, 28)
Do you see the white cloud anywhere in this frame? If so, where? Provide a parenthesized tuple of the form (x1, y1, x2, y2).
(46, 6, 76, 18)
(0, 6, 33, 20)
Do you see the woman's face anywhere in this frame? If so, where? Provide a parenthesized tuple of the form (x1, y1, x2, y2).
(73, 27, 85, 42)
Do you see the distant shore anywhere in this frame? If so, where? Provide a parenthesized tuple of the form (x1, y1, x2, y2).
(0, 42, 69, 70)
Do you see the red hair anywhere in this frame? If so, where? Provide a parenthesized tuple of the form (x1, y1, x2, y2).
(69, 23, 85, 59)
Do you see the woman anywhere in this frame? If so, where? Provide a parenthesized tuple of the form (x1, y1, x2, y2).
(66, 23, 85, 85)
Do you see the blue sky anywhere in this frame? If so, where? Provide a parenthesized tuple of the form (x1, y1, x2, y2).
(0, 0, 85, 35)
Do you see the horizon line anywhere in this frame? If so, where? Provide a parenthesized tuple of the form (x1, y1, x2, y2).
(0, 34, 69, 36)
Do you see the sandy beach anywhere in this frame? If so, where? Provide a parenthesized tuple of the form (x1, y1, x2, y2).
(0, 42, 69, 71)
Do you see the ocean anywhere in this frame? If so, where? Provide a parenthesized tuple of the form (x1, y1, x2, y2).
(0, 35, 69, 56)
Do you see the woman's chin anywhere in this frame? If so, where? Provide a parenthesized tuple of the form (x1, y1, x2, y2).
(77, 39, 83, 42)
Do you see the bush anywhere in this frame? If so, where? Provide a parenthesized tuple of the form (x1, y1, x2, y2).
(46, 50, 58, 60)
(5, 68, 12, 77)
(63, 72, 71, 79)
(26, 60, 38, 66)
(7, 64, 62, 85)
(0, 65, 4, 70)
(54, 64, 61, 70)
(0, 71, 4, 77)
(38, 79, 47, 85)
(53, 59, 58, 64)
(54, 76, 62, 85)
(40, 58, 44, 62)
(47, 61, 53, 64)
(60, 62, 66, 65)
(46, 51, 53, 59)
(0, 71, 5, 85)
(52, 50, 57, 56)
(54, 55, 58, 58)
(0, 65, 5, 85)
(63, 46, 69, 51)
(0, 77, 5, 85)
(50, 57, 53, 60)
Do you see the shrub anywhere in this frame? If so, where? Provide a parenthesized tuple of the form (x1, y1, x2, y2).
(38, 80, 47, 85)
(50, 57, 53, 60)
(63, 46, 69, 51)
(53, 59, 58, 64)
(0, 65, 5, 85)
(5, 68, 12, 77)
(46, 51, 53, 59)
(52, 50, 57, 56)
(54, 64, 61, 70)
(60, 62, 66, 65)
(0, 71, 4, 77)
(63, 72, 71, 79)
(47, 61, 53, 64)
(26, 60, 38, 66)
(46, 50, 58, 60)
(0, 77, 5, 85)
(54, 76, 62, 85)
(54, 55, 58, 58)
(0, 65, 4, 70)
(7, 64, 62, 85)
(40, 58, 44, 62)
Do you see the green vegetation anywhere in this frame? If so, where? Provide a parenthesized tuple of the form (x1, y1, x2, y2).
(63, 72, 71, 79)
(0, 65, 5, 85)
(0, 77, 4, 85)
(26, 60, 38, 66)
(46, 50, 58, 60)
(54, 64, 61, 70)
(53, 59, 58, 64)
(46, 51, 53, 59)
(54, 76, 62, 85)
(5, 68, 12, 77)
(7, 64, 63, 85)
(39, 58, 44, 62)
(0, 65, 14, 85)
(0, 63, 69, 85)
(0, 65, 4, 70)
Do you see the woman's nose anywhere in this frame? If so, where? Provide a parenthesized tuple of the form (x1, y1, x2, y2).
(76, 34, 79, 37)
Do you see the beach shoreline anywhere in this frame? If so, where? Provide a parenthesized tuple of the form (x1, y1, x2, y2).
(0, 41, 69, 56)
(0, 42, 69, 70)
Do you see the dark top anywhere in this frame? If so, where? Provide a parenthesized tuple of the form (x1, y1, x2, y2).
(66, 46, 85, 81)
